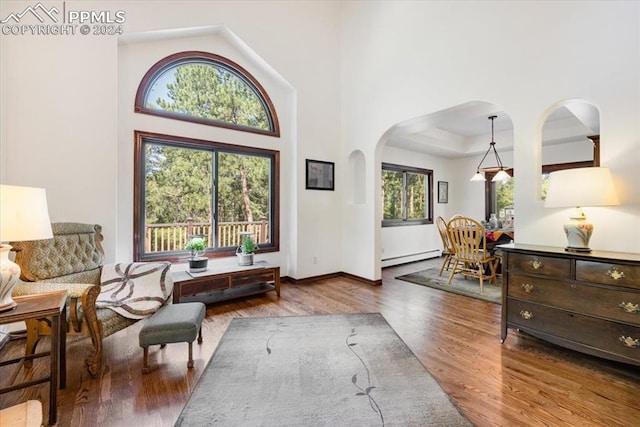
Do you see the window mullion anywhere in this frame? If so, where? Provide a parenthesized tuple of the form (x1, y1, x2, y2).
(402, 171, 408, 221)
(211, 152, 218, 250)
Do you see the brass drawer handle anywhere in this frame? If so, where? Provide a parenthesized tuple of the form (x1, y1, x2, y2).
(606, 267, 625, 281)
(528, 258, 542, 270)
(619, 302, 640, 313)
(520, 310, 534, 320)
(619, 336, 639, 348)
(521, 283, 534, 293)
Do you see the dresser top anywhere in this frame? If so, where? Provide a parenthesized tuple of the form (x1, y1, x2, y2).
(497, 243, 640, 263)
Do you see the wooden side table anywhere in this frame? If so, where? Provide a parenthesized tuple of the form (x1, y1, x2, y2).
(0, 290, 67, 426)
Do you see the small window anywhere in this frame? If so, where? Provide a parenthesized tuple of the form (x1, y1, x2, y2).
(135, 51, 279, 137)
(382, 163, 433, 226)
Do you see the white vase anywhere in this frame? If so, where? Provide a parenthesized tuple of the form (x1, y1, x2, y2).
(236, 252, 254, 266)
(489, 213, 499, 229)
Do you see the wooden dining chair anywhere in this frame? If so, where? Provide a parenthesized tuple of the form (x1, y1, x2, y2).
(436, 216, 456, 276)
(446, 216, 500, 293)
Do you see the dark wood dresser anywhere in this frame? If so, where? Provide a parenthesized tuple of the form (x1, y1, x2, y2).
(500, 243, 640, 366)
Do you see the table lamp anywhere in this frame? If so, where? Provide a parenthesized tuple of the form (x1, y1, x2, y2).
(0, 185, 53, 312)
(544, 167, 619, 252)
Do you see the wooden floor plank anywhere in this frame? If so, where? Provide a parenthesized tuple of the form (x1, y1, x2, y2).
(1, 258, 638, 426)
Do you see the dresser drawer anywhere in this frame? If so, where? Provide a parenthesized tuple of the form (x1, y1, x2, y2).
(507, 299, 640, 362)
(508, 273, 640, 325)
(576, 261, 640, 290)
(507, 253, 570, 278)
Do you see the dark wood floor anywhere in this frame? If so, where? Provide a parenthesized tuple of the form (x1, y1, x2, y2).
(1, 258, 639, 426)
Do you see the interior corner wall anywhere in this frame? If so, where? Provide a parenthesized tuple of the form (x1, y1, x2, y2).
(340, 1, 640, 281)
(1, 1, 342, 278)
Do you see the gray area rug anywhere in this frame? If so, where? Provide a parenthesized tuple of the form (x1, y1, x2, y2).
(175, 313, 471, 427)
(396, 267, 501, 304)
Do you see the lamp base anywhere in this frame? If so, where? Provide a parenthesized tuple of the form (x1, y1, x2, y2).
(0, 244, 20, 313)
(564, 246, 592, 253)
(562, 208, 593, 253)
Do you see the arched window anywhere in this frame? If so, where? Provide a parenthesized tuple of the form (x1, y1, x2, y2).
(135, 51, 279, 136)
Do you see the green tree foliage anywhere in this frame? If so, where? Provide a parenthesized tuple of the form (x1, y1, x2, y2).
(151, 63, 269, 130)
(382, 170, 403, 219)
(142, 61, 274, 252)
(382, 170, 427, 220)
(217, 152, 270, 223)
(406, 172, 426, 219)
(496, 178, 515, 214)
(145, 145, 212, 224)
(145, 144, 271, 225)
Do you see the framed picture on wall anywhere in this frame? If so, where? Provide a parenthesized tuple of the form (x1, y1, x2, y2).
(438, 181, 448, 203)
(306, 159, 334, 191)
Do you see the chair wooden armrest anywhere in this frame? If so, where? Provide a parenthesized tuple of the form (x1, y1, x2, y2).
(13, 282, 104, 376)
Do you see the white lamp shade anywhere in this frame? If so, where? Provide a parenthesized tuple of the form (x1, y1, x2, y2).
(544, 167, 619, 208)
(0, 184, 53, 242)
(470, 172, 486, 182)
(492, 170, 511, 182)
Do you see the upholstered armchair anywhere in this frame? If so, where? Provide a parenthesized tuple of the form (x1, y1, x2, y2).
(11, 223, 172, 376)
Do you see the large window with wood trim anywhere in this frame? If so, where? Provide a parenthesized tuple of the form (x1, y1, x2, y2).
(382, 163, 433, 226)
(134, 131, 279, 262)
(135, 51, 279, 136)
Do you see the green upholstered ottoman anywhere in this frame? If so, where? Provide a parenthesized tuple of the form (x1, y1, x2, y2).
(139, 302, 206, 374)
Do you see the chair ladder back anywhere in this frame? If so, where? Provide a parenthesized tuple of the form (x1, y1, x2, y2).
(447, 217, 486, 263)
(436, 216, 454, 254)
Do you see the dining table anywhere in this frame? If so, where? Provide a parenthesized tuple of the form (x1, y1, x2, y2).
(484, 228, 514, 275)
(485, 228, 514, 253)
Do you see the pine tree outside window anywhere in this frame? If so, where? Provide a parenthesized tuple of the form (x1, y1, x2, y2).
(135, 51, 279, 136)
(133, 51, 280, 262)
(382, 163, 433, 226)
(134, 132, 279, 262)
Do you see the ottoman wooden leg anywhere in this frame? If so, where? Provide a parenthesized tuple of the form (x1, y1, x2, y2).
(187, 342, 194, 369)
(142, 347, 151, 374)
(197, 327, 203, 344)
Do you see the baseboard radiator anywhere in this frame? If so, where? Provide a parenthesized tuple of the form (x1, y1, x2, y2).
(381, 249, 441, 268)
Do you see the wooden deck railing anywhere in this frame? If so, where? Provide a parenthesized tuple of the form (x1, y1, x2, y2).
(145, 218, 268, 253)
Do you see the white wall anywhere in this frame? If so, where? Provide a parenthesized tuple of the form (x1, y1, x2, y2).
(0, 27, 118, 249)
(542, 141, 593, 164)
(341, 1, 640, 280)
(0, 0, 342, 279)
(2, 1, 638, 284)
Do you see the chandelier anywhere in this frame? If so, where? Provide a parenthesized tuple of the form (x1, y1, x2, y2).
(470, 115, 510, 182)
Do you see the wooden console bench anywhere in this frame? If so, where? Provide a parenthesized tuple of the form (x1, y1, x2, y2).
(171, 261, 280, 304)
